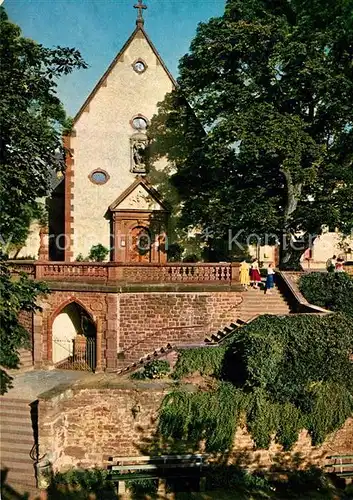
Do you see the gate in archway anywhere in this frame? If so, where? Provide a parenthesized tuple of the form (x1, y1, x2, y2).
(53, 335, 96, 371)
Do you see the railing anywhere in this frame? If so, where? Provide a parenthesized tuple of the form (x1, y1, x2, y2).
(53, 336, 96, 371)
(8, 261, 240, 284)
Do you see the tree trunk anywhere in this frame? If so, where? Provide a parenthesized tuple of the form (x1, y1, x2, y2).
(279, 233, 304, 270)
(279, 167, 304, 269)
(279, 232, 317, 270)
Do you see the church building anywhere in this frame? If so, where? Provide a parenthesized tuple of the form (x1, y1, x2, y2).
(62, 0, 174, 264)
(20, 1, 174, 264)
(17, 1, 352, 268)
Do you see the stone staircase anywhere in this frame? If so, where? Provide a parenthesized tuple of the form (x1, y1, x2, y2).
(116, 343, 176, 375)
(204, 318, 247, 344)
(117, 285, 292, 375)
(0, 397, 38, 497)
(238, 285, 291, 320)
(18, 348, 34, 371)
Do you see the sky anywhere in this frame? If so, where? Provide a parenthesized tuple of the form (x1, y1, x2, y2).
(3, 0, 226, 116)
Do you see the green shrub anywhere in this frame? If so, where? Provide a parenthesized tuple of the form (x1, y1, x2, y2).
(88, 244, 109, 262)
(206, 464, 270, 492)
(131, 359, 170, 380)
(167, 242, 184, 262)
(305, 382, 353, 445)
(182, 253, 199, 262)
(158, 314, 353, 451)
(76, 253, 88, 262)
(125, 477, 158, 495)
(50, 468, 116, 498)
(159, 383, 248, 452)
(299, 272, 353, 316)
(225, 314, 353, 400)
(172, 345, 227, 379)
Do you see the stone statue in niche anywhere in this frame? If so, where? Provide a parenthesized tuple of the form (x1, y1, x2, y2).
(130, 134, 148, 174)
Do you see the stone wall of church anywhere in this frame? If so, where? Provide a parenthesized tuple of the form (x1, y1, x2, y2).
(70, 30, 173, 259)
(13, 221, 41, 259)
(38, 385, 353, 472)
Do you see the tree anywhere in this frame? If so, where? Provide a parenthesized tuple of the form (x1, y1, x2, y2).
(0, 262, 48, 394)
(0, 6, 87, 246)
(149, 0, 353, 268)
(0, 7, 86, 392)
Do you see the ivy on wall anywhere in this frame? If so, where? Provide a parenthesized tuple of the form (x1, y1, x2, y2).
(159, 314, 353, 452)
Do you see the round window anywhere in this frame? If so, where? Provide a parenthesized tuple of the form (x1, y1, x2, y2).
(133, 61, 146, 73)
(132, 116, 148, 131)
(89, 170, 109, 185)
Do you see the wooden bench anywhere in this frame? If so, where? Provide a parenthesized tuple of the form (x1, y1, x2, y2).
(106, 454, 208, 494)
(325, 455, 353, 479)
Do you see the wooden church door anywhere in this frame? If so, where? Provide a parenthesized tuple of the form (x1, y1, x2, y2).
(128, 226, 151, 263)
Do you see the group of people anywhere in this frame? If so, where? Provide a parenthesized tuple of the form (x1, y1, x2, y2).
(239, 258, 275, 293)
(239, 254, 346, 293)
(326, 255, 346, 273)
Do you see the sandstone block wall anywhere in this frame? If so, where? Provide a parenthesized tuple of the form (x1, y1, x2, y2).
(34, 289, 244, 369)
(19, 310, 34, 335)
(38, 386, 353, 473)
(117, 292, 243, 364)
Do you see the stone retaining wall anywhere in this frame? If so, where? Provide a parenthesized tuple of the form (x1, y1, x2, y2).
(38, 385, 353, 473)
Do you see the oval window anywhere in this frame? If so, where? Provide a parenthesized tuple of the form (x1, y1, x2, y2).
(132, 116, 148, 131)
(89, 170, 109, 185)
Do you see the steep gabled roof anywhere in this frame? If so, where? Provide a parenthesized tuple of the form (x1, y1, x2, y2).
(109, 176, 169, 212)
(73, 25, 177, 125)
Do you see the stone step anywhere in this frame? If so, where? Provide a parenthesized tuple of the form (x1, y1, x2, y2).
(0, 409, 33, 420)
(0, 413, 33, 426)
(240, 306, 290, 311)
(1, 441, 35, 453)
(18, 349, 34, 369)
(0, 435, 34, 446)
(4, 483, 41, 500)
(0, 397, 34, 406)
(1, 481, 38, 498)
(241, 303, 290, 308)
(0, 425, 34, 438)
(0, 457, 35, 471)
(243, 297, 285, 302)
(1, 469, 37, 490)
(0, 408, 33, 419)
(241, 304, 289, 309)
(240, 311, 290, 315)
(1, 470, 37, 485)
(243, 294, 287, 298)
(0, 449, 33, 462)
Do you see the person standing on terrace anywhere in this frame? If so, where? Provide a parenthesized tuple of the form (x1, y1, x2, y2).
(250, 258, 261, 289)
(265, 262, 275, 294)
(240, 260, 250, 291)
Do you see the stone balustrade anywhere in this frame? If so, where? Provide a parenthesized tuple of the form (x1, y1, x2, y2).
(9, 261, 240, 284)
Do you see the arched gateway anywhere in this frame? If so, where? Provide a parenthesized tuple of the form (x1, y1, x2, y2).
(51, 300, 97, 371)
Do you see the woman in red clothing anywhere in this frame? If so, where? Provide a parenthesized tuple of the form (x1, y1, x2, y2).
(250, 258, 261, 289)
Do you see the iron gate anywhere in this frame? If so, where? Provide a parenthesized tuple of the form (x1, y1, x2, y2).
(53, 335, 96, 371)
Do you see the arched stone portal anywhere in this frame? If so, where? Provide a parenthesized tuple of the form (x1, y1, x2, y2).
(52, 302, 96, 371)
